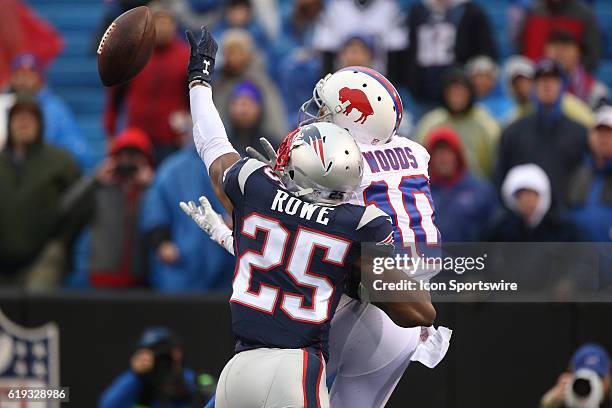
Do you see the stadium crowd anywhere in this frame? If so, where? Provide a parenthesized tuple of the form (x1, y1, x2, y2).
(0, 0, 611, 292)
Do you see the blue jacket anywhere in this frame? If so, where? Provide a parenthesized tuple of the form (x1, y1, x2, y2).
(569, 157, 612, 242)
(37, 87, 93, 170)
(478, 81, 514, 124)
(141, 147, 234, 292)
(277, 53, 321, 127)
(99, 369, 195, 408)
(431, 174, 498, 242)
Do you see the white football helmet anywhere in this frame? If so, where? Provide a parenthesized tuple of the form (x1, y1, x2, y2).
(275, 122, 363, 206)
(299, 66, 403, 146)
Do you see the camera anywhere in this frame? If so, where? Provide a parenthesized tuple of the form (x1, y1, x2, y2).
(114, 163, 139, 177)
(565, 368, 605, 408)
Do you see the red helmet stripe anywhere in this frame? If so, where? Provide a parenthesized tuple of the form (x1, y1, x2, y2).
(319, 139, 325, 165)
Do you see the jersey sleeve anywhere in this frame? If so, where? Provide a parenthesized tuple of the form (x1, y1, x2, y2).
(223, 158, 267, 207)
(409, 140, 431, 179)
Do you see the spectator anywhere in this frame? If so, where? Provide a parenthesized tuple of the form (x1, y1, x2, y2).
(275, 0, 322, 56)
(214, 0, 270, 55)
(404, 0, 497, 115)
(312, 0, 408, 81)
(483, 163, 580, 242)
(545, 30, 609, 109)
(104, 2, 190, 163)
(0, 97, 82, 288)
(566, 106, 612, 242)
(0, 0, 63, 87)
(272, 0, 324, 125)
(503, 55, 537, 122)
(415, 69, 500, 178)
(337, 35, 375, 69)
(503, 55, 594, 127)
(277, 50, 321, 128)
(69, 128, 155, 288)
(156, 0, 223, 36)
(0, 53, 91, 169)
(225, 80, 273, 151)
(466, 55, 514, 123)
(213, 29, 288, 144)
(425, 126, 497, 242)
(540, 343, 610, 408)
(518, 0, 602, 72)
(99, 327, 205, 408)
(494, 59, 588, 200)
(141, 141, 234, 292)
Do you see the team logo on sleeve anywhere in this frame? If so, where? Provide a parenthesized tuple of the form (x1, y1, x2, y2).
(377, 231, 395, 246)
(338, 87, 374, 124)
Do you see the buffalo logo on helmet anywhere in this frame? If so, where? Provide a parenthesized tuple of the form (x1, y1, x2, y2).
(338, 87, 374, 124)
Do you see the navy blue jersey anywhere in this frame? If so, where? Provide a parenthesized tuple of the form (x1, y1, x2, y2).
(224, 158, 393, 359)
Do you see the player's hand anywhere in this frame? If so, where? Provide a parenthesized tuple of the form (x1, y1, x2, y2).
(95, 157, 116, 185)
(185, 26, 218, 85)
(552, 372, 573, 401)
(179, 196, 224, 236)
(135, 164, 154, 187)
(541, 372, 573, 405)
(179, 196, 235, 255)
(130, 349, 154, 375)
(246, 137, 278, 169)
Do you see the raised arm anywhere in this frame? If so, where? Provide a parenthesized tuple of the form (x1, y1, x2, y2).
(186, 27, 241, 213)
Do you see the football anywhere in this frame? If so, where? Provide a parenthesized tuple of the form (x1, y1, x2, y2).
(97, 6, 156, 87)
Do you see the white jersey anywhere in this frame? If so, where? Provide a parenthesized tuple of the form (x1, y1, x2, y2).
(326, 136, 450, 408)
(350, 135, 440, 255)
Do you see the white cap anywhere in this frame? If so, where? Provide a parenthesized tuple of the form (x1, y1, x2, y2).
(466, 55, 498, 77)
(594, 105, 612, 129)
(503, 55, 535, 82)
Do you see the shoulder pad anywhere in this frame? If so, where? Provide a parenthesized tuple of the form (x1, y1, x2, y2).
(238, 159, 266, 193)
(357, 205, 390, 230)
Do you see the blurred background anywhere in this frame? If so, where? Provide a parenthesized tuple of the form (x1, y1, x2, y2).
(1, 0, 612, 406)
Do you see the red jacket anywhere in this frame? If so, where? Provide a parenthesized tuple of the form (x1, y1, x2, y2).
(519, 0, 602, 71)
(425, 126, 467, 187)
(104, 38, 190, 146)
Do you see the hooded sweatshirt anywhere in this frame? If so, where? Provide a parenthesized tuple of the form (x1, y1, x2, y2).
(416, 70, 500, 178)
(0, 100, 81, 269)
(426, 126, 497, 242)
(484, 163, 580, 242)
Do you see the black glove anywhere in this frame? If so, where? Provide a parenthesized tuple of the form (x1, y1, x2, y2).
(185, 27, 218, 85)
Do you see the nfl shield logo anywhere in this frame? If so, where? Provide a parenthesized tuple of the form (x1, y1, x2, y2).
(0, 309, 59, 408)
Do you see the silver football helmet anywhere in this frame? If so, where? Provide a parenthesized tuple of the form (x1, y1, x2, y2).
(276, 122, 363, 206)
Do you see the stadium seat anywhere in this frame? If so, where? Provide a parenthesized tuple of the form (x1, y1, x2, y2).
(30, 0, 106, 166)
